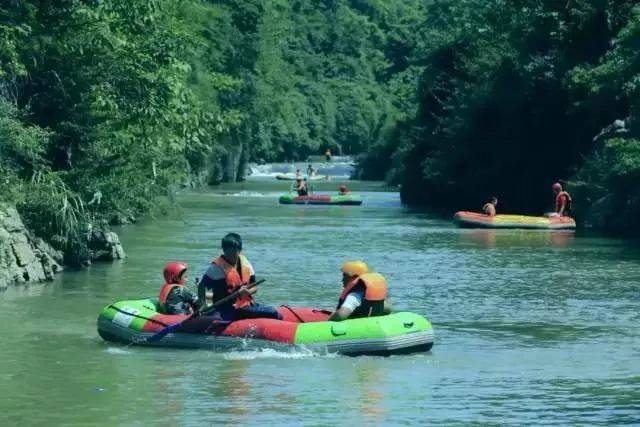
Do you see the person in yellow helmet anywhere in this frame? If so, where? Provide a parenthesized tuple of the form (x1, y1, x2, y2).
(329, 261, 392, 321)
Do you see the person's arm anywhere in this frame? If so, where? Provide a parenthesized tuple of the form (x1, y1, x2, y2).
(383, 300, 393, 315)
(197, 280, 207, 306)
(198, 275, 219, 305)
(198, 264, 226, 304)
(236, 264, 258, 297)
(328, 290, 363, 321)
(329, 306, 352, 321)
(181, 287, 201, 312)
(558, 196, 566, 215)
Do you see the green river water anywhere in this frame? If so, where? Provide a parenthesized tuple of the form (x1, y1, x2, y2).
(1, 180, 639, 425)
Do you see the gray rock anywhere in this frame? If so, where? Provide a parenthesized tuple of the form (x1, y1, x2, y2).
(0, 204, 64, 289)
(87, 229, 126, 261)
(188, 139, 248, 186)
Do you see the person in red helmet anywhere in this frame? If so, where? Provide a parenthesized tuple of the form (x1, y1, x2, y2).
(158, 261, 200, 315)
(338, 185, 350, 195)
(552, 182, 572, 216)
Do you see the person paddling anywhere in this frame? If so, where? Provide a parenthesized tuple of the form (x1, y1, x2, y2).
(293, 177, 308, 196)
(158, 262, 200, 315)
(329, 261, 391, 321)
(197, 233, 281, 320)
(483, 196, 498, 217)
(552, 183, 572, 217)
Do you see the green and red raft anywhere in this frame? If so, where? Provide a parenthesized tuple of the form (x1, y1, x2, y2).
(97, 300, 433, 356)
(279, 192, 362, 205)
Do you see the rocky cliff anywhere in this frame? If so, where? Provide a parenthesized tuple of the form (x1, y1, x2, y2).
(0, 205, 63, 290)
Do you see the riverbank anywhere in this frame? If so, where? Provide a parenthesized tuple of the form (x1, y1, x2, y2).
(0, 205, 62, 290)
(0, 204, 125, 289)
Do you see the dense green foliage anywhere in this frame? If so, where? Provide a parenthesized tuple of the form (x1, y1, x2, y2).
(1, 0, 427, 259)
(373, 0, 639, 233)
(1, 0, 639, 254)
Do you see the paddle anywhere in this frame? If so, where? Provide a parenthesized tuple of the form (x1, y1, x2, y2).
(145, 279, 265, 342)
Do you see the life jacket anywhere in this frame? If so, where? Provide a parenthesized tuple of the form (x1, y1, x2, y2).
(158, 283, 181, 313)
(555, 191, 573, 215)
(212, 254, 254, 308)
(336, 272, 388, 319)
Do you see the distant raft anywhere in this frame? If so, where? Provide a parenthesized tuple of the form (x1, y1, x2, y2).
(453, 211, 576, 230)
(279, 192, 363, 205)
(275, 173, 328, 181)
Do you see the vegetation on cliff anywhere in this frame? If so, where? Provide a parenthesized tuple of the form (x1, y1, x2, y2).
(376, 1, 639, 233)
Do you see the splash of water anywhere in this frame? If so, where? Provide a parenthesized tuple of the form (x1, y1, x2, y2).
(222, 347, 336, 360)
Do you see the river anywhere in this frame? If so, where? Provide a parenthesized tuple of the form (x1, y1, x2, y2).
(1, 179, 639, 425)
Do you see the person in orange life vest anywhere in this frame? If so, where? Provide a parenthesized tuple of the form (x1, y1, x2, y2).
(197, 233, 281, 321)
(158, 261, 200, 315)
(338, 185, 350, 195)
(552, 182, 572, 216)
(329, 261, 392, 321)
(293, 177, 308, 196)
(483, 196, 498, 217)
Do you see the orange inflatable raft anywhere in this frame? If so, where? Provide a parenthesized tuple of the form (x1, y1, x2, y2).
(453, 211, 576, 230)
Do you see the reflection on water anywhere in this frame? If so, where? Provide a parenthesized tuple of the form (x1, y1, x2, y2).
(355, 360, 387, 425)
(1, 182, 639, 425)
(213, 359, 251, 419)
(459, 229, 575, 248)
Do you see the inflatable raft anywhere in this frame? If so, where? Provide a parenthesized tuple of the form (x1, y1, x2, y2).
(275, 173, 328, 181)
(453, 211, 576, 230)
(279, 192, 362, 205)
(97, 301, 433, 356)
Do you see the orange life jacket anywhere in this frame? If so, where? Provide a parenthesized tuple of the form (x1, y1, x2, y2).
(212, 254, 254, 308)
(337, 272, 388, 318)
(555, 191, 573, 215)
(158, 283, 181, 305)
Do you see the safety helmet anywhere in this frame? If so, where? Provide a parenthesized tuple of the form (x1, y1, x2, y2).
(163, 261, 188, 284)
(341, 260, 370, 277)
(552, 182, 562, 192)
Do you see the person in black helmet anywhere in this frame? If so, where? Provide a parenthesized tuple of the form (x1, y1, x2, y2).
(197, 233, 281, 321)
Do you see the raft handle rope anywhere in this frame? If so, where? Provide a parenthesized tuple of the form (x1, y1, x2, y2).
(280, 305, 305, 323)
